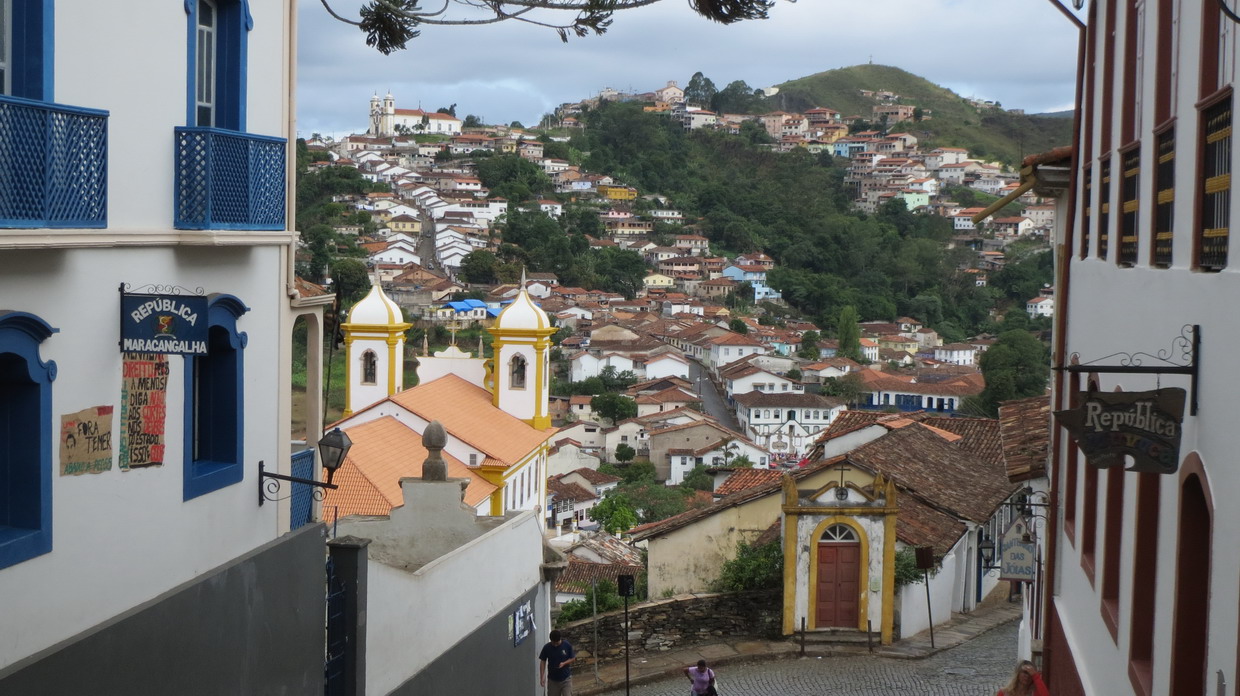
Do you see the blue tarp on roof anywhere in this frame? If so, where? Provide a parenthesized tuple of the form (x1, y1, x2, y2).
(444, 299, 488, 312)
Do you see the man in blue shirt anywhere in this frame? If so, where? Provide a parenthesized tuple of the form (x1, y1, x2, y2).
(538, 629, 576, 695)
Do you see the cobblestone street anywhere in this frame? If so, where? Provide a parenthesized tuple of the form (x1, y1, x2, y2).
(596, 621, 1018, 696)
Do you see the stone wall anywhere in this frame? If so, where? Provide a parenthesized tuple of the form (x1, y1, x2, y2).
(559, 591, 782, 663)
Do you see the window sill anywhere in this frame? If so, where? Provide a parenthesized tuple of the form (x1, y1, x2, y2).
(184, 459, 244, 501)
(0, 525, 52, 570)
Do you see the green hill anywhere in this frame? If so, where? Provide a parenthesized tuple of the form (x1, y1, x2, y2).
(767, 64, 1072, 166)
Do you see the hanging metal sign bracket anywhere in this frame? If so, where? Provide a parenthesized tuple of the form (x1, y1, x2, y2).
(1054, 324, 1200, 415)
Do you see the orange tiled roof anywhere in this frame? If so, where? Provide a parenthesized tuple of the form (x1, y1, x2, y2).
(323, 416, 497, 518)
(715, 468, 784, 496)
(388, 374, 556, 465)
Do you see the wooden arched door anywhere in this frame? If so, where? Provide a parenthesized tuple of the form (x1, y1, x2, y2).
(816, 524, 861, 628)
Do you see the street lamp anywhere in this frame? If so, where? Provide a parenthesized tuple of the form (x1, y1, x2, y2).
(258, 428, 353, 505)
(979, 535, 998, 570)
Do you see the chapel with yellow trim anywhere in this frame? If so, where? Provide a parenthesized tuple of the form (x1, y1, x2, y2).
(327, 280, 557, 519)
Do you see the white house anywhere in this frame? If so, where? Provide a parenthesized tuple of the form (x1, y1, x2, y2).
(0, 1, 335, 690)
(732, 392, 846, 458)
(1026, 296, 1054, 317)
(933, 343, 979, 366)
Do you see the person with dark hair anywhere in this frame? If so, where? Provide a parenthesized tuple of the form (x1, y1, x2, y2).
(539, 629, 576, 695)
(684, 659, 717, 696)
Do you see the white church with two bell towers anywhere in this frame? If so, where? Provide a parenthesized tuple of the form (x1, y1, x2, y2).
(368, 92, 463, 137)
(326, 279, 556, 519)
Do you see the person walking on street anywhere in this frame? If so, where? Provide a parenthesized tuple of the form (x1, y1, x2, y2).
(997, 660, 1048, 696)
(539, 629, 576, 696)
(684, 659, 717, 696)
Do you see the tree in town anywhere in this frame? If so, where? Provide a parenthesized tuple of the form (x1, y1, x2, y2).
(614, 443, 636, 464)
(436, 104, 457, 116)
(591, 392, 638, 424)
(330, 258, 372, 306)
(322, 0, 773, 55)
(684, 72, 718, 106)
(797, 330, 821, 360)
(458, 250, 500, 284)
(712, 539, 783, 592)
(463, 114, 485, 128)
(729, 318, 749, 334)
(681, 464, 713, 492)
(836, 305, 862, 361)
(589, 492, 638, 534)
(971, 329, 1050, 416)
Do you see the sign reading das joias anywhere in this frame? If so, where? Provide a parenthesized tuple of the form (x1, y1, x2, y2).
(1054, 388, 1186, 474)
(120, 294, 209, 355)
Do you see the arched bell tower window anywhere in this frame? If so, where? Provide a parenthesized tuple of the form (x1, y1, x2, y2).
(821, 524, 858, 543)
(510, 354, 527, 390)
(361, 350, 377, 385)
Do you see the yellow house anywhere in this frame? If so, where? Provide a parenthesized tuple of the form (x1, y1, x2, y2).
(643, 272, 676, 290)
(598, 184, 638, 201)
(388, 214, 422, 235)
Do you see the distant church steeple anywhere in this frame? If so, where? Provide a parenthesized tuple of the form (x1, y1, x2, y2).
(487, 271, 555, 429)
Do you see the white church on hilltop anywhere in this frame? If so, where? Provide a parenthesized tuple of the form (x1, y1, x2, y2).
(369, 92, 463, 137)
(323, 280, 557, 520)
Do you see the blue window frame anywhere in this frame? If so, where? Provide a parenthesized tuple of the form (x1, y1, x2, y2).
(2, 0, 52, 100)
(183, 294, 247, 500)
(184, 0, 249, 130)
(0, 311, 57, 569)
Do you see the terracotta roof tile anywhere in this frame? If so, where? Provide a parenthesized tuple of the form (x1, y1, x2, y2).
(388, 374, 555, 465)
(997, 395, 1050, 482)
(715, 468, 785, 496)
(323, 416, 497, 518)
(555, 559, 644, 595)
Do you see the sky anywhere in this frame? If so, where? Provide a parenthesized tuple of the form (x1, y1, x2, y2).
(296, 0, 1087, 138)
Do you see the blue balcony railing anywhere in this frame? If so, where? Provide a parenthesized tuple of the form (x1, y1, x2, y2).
(175, 127, 286, 230)
(0, 95, 108, 228)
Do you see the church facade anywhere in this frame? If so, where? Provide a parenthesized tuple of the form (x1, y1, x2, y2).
(369, 93, 463, 137)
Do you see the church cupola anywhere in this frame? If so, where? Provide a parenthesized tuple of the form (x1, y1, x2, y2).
(341, 281, 411, 416)
(487, 275, 555, 429)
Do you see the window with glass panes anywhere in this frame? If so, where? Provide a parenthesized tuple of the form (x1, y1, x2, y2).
(195, 0, 217, 127)
(1099, 158, 1112, 260)
(1119, 147, 1140, 265)
(1152, 127, 1175, 267)
(1198, 97, 1231, 271)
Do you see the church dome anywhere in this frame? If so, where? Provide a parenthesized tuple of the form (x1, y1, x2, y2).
(347, 283, 403, 326)
(495, 288, 550, 331)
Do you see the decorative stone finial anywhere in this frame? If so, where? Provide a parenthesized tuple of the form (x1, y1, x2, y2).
(422, 420, 448, 481)
(422, 332, 429, 357)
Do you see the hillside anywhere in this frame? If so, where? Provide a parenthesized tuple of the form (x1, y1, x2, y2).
(767, 64, 1072, 166)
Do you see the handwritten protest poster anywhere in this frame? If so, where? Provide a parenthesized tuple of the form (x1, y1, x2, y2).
(59, 406, 114, 475)
(119, 352, 169, 470)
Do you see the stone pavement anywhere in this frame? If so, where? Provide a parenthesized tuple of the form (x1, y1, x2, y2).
(574, 599, 1022, 696)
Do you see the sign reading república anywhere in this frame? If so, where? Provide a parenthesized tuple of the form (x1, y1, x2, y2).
(120, 293, 208, 355)
(1054, 387, 1186, 474)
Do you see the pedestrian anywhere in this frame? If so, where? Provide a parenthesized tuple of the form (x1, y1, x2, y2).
(539, 629, 576, 696)
(997, 660, 1048, 696)
(684, 659, 717, 696)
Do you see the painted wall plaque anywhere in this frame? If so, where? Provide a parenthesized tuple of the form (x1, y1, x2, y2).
(59, 406, 114, 475)
(120, 293, 208, 355)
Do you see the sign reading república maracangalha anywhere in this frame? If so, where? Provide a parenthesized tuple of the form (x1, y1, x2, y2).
(1053, 387, 1186, 474)
(120, 293, 208, 355)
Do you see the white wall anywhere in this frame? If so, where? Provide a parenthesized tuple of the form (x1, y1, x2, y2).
(898, 543, 959, 637)
(0, 246, 288, 670)
(363, 511, 547, 695)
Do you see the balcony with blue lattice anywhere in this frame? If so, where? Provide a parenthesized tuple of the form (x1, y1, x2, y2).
(0, 95, 108, 229)
(175, 127, 286, 231)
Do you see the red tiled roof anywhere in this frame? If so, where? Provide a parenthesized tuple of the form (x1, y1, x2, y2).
(715, 468, 784, 496)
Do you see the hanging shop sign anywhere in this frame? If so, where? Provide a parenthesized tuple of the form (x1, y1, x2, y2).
(1053, 387, 1186, 474)
(999, 518, 1037, 584)
(120, 292, 208, 355)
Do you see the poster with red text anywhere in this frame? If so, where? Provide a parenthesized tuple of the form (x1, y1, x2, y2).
(119, 352, 169, 470)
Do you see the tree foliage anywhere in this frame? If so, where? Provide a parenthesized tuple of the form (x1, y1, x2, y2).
(681, 464, 713, 491)
(614, 443, 636, 463)
(971, 329, 1050, 416)
(591, 392, 638, 424)
(712, 540, 783, 592)
(589, 493, 639, 534)
(836, 305, 861, 361)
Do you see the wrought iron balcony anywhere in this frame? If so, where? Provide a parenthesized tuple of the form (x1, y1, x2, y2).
(0, 95, 108, 228)
(175, 127, 286, 230)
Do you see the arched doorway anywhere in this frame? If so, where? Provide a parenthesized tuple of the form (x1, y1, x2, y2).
(816, 524, 861, 628)
(1171, 468, 1211, 694)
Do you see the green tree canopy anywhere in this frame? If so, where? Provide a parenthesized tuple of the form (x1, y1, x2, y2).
(973, 329, 1050, 416)
(615, 443, 636, 463)
(589, 493, 638, 534)
(458, 250, 500, 284)
(330, 258, 371, 306)
(684, 71, 718, 106)
(591, 392, 638, 424)
(836, 305, 862, 361)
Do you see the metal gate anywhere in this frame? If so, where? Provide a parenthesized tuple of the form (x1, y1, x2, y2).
(290, 449, 315, 530)
(324, 557, 349, 695)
